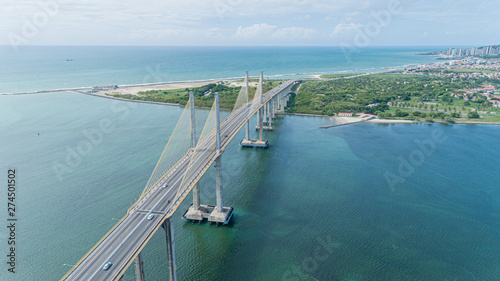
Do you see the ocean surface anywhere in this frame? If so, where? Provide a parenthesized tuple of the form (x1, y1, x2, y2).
(0, 46, 442, 93)
(0, 47, 499, 280)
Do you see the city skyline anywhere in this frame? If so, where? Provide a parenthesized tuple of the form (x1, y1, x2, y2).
(2, 0, 500, 47)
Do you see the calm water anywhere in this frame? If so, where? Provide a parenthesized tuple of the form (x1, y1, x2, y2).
(0, 91, 499, 281)
(0, 46, 441, 93)
(0, 46, 499, 280)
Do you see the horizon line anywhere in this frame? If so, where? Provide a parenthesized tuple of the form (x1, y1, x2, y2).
(0, 44, 488, 48)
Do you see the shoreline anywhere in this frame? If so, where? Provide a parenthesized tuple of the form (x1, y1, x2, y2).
(76, 93, 500, 127)
(0, 64, 412, 96)
(282, 114, 500, 127)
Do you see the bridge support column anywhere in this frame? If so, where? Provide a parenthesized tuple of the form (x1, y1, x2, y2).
(241, 71, 268, 148)
(259, 107, 264, 139)
(134, 252, 145, 281)
(271, 97, 276, 119)
(278, 93, 283, 112)
(215, 156, 223, 212)
(268, 98, 274, 128)
(263, 102, 268, 125)
(209, 92, 234, 224)
(245, 71, 250, 140)
(162, 218, 177, 281)
(183, 92, 204, 222)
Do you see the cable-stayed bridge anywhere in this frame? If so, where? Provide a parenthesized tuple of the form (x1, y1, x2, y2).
(62, 72, 297, 281)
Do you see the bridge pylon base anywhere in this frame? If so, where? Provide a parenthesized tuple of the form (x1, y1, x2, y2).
(182, 204, 234, 225)
(255, 125, 273, 131)
(208, 206, 234, 225)
(240, 139, 269, 148)
(182, 204, 212, 222)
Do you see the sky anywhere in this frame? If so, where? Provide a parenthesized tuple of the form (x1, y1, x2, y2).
(2, 0, 500, 47)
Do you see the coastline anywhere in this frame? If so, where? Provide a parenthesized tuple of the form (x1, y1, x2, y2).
(287, 115, 500, 127)
(3, 60, 499, 126)
(97, 79, 227, 96)
(77, 91, 500, 126)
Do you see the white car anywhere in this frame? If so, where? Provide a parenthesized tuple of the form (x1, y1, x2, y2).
(147, 214, 154, 220)
(102, 262, 112, 271)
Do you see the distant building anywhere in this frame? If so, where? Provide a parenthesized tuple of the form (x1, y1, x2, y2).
(338, 112, 353, 117)
(360, 114, 378, 120)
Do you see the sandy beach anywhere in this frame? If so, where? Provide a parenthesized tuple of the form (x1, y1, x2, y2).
(331, 116, 415, 124)
(96, 78, 264, 97)
(98, 79, 227, 96)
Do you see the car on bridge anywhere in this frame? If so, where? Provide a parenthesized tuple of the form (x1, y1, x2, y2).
(102, 262, 112, 271)
(147, 214, 155, 220)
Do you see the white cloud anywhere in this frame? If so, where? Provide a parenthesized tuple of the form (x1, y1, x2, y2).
(233, 23, 277, 40)
(1, 0, 499, 46)
(272, 27, 316, 39)
(232, 24, 316, 41)
(331, 23, 364, 38)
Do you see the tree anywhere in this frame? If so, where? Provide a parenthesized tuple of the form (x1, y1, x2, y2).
(467, 111, 480, 119)
(395, 109, 409, 117)
(444, 116, 454, 123)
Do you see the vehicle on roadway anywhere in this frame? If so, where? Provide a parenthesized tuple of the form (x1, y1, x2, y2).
(102, 262, 112, 271)
(163, 183, 168, 188)
(147, 214, 155, 220)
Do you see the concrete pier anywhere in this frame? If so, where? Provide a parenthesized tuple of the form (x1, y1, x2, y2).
(208, 156, 234, 225)
(183, 92, 234, 225)
(240, 139, 269, 148)
(208, 92, 234, 225)
(245, 71, 250, 140)
(183, 92, 204, 222)
(162, 218, 177, 281)
(241, 71, 269, 149)
(255, 125, 273, 131)
(134, 252, 145, 281)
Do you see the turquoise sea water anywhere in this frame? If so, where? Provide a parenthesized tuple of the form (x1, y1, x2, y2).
(0, 47, 499, 280)
(0, 46, 441, 93)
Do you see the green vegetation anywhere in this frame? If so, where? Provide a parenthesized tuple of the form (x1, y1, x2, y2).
(427, 68, 499, 74)
(108, 74, 500, 123)
(110, 80, 283, 110)
(285, 73, 500, 122)
(319, 73, 361, 79)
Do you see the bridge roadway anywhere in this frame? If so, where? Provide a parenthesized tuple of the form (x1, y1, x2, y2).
(63, 80, 296, 281)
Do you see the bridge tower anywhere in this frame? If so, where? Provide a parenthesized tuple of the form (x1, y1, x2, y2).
(208, 92, 234, 225)
(241, 71, 269, 148)
(255, 73, 274, 132)
(162, 218, 177, 281)
(182, 92, 206, 222)
(134, 252, 145, 281)
(245, 71, 250, 140)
